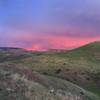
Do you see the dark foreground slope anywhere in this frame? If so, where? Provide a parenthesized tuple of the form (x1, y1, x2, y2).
(0, 41, 100, 99)
(0, 65, 99, 100)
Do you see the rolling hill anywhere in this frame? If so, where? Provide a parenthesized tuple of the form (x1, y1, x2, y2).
(0, 64, 99, 100)
(0, 41, 100, 100)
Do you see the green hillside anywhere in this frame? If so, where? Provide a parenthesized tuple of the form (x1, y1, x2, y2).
(0, 41, 100, 99)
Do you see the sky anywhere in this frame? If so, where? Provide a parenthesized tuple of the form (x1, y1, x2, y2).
(0, 0, 100, 51)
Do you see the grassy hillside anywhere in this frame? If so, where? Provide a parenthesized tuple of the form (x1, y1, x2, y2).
(0, 65, 99, 100)
(0, 41, 100, 99)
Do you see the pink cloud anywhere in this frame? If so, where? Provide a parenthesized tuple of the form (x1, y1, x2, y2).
(41, 36, 100, 49)
(23, 35, 100, 51)
(4, 30, 100, 51)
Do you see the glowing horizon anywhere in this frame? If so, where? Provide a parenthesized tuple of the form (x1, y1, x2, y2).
(0, 0, 100, 51)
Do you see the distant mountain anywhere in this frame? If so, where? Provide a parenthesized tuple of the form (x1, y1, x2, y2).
(0, 47, 23, 51)
(0, 47, 29, 62)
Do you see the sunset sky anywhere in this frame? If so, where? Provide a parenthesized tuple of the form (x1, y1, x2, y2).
(0, 0, 100, 51)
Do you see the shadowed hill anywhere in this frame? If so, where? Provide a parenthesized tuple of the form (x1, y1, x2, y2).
(0, 47, 30, 62)
(0, 47, 23, 51)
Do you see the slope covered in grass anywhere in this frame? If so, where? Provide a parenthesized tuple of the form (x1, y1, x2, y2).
(0, 41, 100, 98)
(0, 65, 99, 100)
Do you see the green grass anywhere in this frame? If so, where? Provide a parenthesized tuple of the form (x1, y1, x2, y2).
(85, 84, 100, 97)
